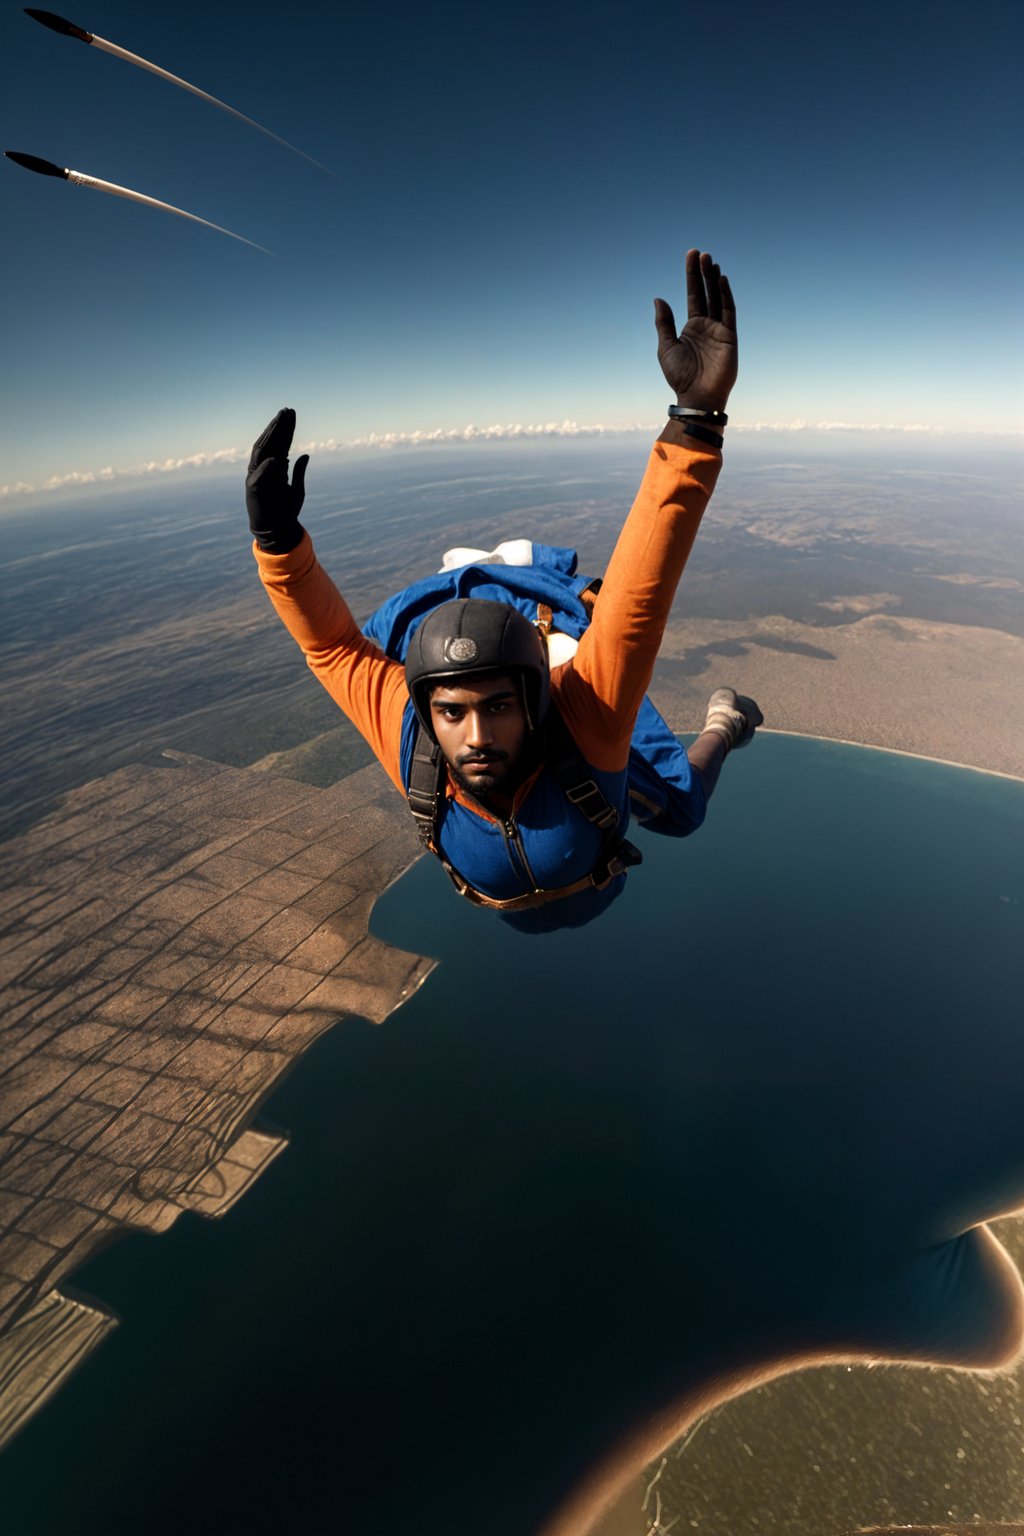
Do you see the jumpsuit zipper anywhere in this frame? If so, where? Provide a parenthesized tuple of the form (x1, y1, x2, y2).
(448, 774, 545, 896)
(503, 814, 540, 892)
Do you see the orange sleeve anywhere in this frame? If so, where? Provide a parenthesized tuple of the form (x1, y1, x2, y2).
(552, 438, 722, 772)
(254, 532, 409, 795)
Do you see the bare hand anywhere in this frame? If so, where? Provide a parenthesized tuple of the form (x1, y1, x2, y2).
(654, 251, 738, 413)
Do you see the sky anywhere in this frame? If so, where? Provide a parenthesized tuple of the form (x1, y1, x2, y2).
(1, 0, 1021, 498)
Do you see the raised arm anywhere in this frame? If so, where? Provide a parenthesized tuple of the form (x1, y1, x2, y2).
(247, 409, 409, 793)
(554, 251, 737, 771)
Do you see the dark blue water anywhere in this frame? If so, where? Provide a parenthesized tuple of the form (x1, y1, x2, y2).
(2, 736, 1022, 1534)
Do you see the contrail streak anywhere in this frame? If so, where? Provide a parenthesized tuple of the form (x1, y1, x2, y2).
(5, 151, 272, 254)
(25, 9, 335, 177)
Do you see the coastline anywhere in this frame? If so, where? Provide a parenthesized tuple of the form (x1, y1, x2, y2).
(657, 610, 1024, 791)
(756, 728, 1024, 785)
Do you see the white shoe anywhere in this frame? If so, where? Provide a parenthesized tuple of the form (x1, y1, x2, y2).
(703, 688, 764, 750)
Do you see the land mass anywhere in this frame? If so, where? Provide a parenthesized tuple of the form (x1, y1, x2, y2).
(2, 440, 1021, 845)
(1, 439, 1022, 1528)
(653, 610, 1024, 780)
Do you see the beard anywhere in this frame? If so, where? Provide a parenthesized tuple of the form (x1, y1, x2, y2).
(450, 751, 510, 798)
(446, 731, 540, 802)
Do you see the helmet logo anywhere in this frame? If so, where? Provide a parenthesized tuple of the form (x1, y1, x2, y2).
(445, 637, 479, 663)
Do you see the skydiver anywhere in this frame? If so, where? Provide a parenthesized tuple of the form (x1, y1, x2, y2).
(246, 249, 763, 928)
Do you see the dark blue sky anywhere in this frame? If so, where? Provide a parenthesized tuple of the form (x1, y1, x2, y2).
(2, 0, 1021, 494)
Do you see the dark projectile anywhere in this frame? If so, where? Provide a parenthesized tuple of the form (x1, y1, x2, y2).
(5, 149, 271, 254)
(5, 150, 68, 178)
(23, 7, 335, 177)
(24, 9, 91, 42)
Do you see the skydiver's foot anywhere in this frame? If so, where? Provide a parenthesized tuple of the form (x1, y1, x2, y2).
(703, 687, 764, 751)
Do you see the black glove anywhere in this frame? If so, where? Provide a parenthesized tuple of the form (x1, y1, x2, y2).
(246, 407, 309, 554)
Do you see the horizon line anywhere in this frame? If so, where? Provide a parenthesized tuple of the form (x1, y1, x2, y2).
(4, 418, 1022, 501)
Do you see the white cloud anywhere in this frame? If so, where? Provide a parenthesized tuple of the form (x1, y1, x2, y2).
(3, 419, 1020, 501)
(41, 469, 99, 490)
(311, 420, 658, 451)
(730, 420, 1007, 434)
(136, 447, 249, 474)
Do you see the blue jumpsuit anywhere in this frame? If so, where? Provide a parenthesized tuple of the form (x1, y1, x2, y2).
(363, 544, 707, 930)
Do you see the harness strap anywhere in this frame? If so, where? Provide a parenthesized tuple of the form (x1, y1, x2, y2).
(629, 786, 665, 821)
(543, 708, 621, 833)
(406, 730, 445, 851)
(405, 703, 643, 909)
(439, 843, 640, 912)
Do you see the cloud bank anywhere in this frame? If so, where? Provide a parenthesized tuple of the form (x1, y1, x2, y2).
(3, 419, 1020, 501)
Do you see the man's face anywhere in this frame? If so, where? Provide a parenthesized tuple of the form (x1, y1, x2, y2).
(429, 673, 529, 795)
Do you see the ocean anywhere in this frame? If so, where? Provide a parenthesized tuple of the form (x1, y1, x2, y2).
(1, 734, 1022, 1534)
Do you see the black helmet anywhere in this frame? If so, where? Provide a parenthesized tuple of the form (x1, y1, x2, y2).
(405, 598, 550, 741)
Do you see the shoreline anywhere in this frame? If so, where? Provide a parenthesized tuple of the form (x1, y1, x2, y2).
(759, 728, 1024, 785)
(675, 725, 1024, 784)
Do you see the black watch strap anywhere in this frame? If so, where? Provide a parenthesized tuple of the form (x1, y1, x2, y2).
(670, 420, 724, 449)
